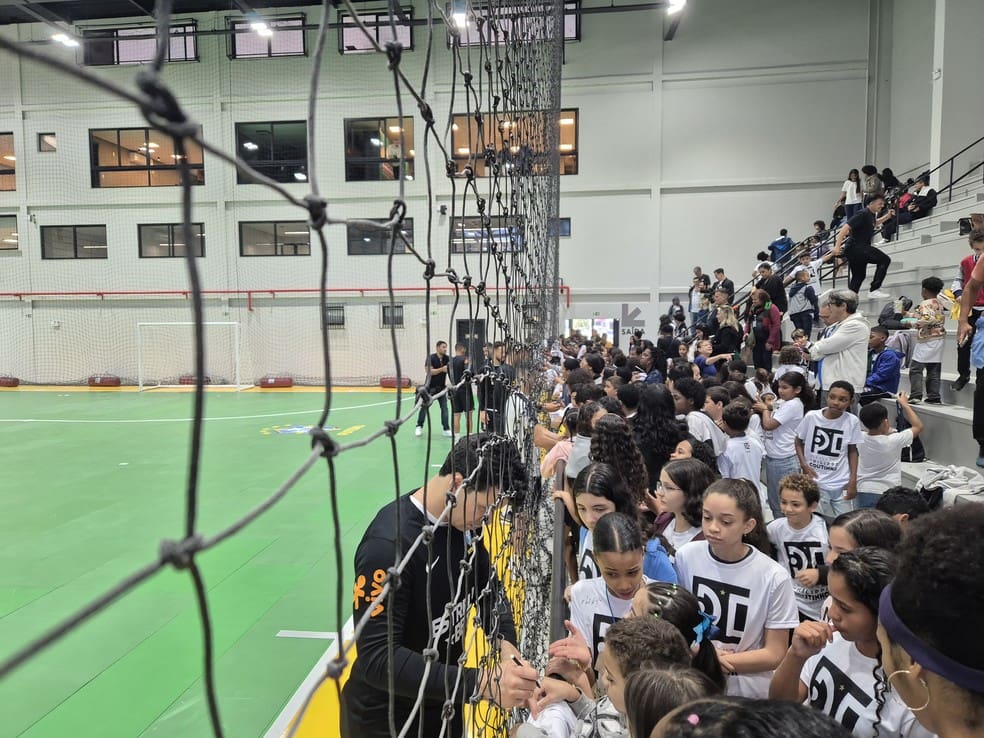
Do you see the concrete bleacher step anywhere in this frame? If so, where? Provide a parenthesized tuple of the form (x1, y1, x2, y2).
(879, 395, 977, 469)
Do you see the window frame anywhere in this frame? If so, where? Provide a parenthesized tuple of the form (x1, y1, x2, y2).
(89, 126, 205, 189)
(238, 220, 311, 257)
(450, 108, 579, 177)
(0, 215, 18, 251)
(229, 15, 307, 59)
(0, 132, 14, 192)
(138, 222, 205, 258)
(380, 303, 405, 329)
(40, 225, 108, 260)
(450, 215, 525, 254)
(235, 120, 308, 185)
(323, 304, 345, 329)
(346, 217, 414, 255)
(82, 22, 198, 66)
(343, 116, 415, 182)
(37, 133, 57, 152)
(339, 7, 414, 54)
(450, 0, 580, 47)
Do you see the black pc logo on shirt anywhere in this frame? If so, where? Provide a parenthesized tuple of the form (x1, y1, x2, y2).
(591, 612, 619, 664)
(809, 656, 872, 731)
(692, 576, 751, 645)
(783, 541, 826, 576)
(810, 427, 845, 457)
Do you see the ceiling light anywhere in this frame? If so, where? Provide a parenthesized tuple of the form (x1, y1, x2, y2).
(250, 21, 273, 37)
(10, 232, 17, 236)
(408, 149, 415, 156)
(51, 33, 79, 48)
(457, 147, 470, 155)
(363, 237, 371, 242)
(388, 126, 403, 133)
(451, 123, 459, 131)
(560, 118, 574, 125)
(510, 146, 519, 153)
(243, 141, 259, 151)
(559, 144, 573, 151)
(501, 121, 511, 128)
(404, 175, 413, 181)
(146, 142, 159, 149)
(452, 12, 468, 28)
(2, 238, 18, 244)
(283, 231, 309, 235)
(293, 172, 307, 181)
(2, 155, 14, 161)
(667, 0, 687, 15)
(370, 137, 382, 147)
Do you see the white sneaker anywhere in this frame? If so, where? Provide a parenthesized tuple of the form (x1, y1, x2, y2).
(414, 426, 423, 437)
(443, 429, 453, 437)
(874, 237, 887, 245)
(867, 289, 890, 300)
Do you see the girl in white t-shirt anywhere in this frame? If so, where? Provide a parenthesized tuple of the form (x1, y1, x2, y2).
(569, 511, 652, 666)
(769, 547, 933, 738)
(837, 168, 863, 219)
(674, 479, 799, 698)
(755, 371, 812, 519)
(568, 462, 638, 582)
(652, 458, 717, 557)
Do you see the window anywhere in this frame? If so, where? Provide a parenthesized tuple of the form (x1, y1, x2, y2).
(0, 215, 18, 251)
(236, 121, 307, 184)
(38, 133, 57, 152)
(344, 116, 415, 182)
(549, 217, 571, 237)
(323, 304, 345, 329)
(139, 223, 204, 258)
(347, 218, 414, 255)
(83, 23, 197, 65)
(381, 303, 404, 328)
(90, 127, 204, 188)
(239, 221, 310, 256)
(450, 108, 578, 177)
(231, 17, 306, 58)
(41, 225, 108, 259)
(450, 215, 524, 254)
(451, 1, 580, 46)
(340, 8, 413, 53)
(0, 133, 14, 191)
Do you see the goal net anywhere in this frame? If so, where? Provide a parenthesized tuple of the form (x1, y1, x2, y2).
(136, 321, 249, 390)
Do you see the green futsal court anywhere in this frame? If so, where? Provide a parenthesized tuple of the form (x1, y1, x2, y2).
(0, 388, 447, 738)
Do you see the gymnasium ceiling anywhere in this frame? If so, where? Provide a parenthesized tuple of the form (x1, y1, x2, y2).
(0, 1, 330, 26)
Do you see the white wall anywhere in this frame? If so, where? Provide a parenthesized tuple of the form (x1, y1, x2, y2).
(884, 0, 933, 175)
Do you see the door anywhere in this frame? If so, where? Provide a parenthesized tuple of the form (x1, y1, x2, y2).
(456, 318, 487, 372)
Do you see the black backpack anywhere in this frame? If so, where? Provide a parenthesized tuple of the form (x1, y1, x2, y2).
(897, 401, 926, 463)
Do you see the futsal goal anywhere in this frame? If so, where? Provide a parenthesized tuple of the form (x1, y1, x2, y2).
(136, 321, 251, 391)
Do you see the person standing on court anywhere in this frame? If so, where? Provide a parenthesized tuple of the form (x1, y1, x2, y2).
(833, 193, 895, 300)
(479, 341, 516, 434)
(449, 342, 474, 439)
(340, 435, 539, 738)
(416, 340, 452, 437)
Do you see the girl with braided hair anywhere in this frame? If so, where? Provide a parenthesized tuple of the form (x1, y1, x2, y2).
(770, 547, 932, 738)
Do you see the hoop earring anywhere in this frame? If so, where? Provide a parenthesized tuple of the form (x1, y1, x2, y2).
(887, 669, 931, 712)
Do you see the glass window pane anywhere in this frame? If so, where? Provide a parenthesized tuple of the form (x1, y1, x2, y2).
(84, 31, 116, 65)
(75, 226, 108, 258)
(271, 19, 304, 56)
(42, 227, 77, 258)
(120, 129, 150, 167)
(241, 222, 275, 255)
(38, 133, 57, 152)
(233, 25, 268, 58)
(0, 132, 13, 191)
(276, 222, 310, 255)
(91, 129, 119, 167)
(0, 215, 18, 250)
(139, 224, 170, 257)
(342, 17, 370, 52)
(116, 28, 157, 64)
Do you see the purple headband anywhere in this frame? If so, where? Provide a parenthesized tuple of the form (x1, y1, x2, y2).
(879, 583, 984, 693)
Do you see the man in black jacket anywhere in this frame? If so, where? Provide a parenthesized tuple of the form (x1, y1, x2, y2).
(880, 175, 937, 242)
(755, 262, 788, 313)
(478, 341, 516, 434)
(341, 435, 537, 738)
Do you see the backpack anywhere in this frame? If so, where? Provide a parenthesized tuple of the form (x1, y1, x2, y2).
(897, 401, 926, 463)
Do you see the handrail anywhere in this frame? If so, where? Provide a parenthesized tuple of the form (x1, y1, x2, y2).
(0, 284, 574, 309)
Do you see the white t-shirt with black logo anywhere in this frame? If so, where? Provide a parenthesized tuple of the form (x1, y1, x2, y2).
(764, 398, 804, 459)
(578, 528, 600, 581)
(857, 429, 914, 494)
(569, 574, 652, 667)
(801, 633, 935, 738)
(674, 541, 799, 698)
(687, 411, 727, 456)
(796, 410, 864, 490)
(767, 516, 829, 621)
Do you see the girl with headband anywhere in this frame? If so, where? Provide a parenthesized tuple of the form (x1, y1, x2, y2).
(877, 505, 984, 738)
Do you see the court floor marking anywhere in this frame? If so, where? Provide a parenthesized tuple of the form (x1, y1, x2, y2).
(0, 399, 398, 424)
(265, 616, 355, 738)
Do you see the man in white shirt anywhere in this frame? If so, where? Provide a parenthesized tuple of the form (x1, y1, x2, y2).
(806, 290, 869, 409)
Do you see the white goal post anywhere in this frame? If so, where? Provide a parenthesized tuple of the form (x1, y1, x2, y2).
(136, 321, 251, 392)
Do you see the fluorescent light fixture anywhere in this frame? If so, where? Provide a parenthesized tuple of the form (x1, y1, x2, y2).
(388, 125, 402, 133)
(10, 232, 17, 236)
(501, 121, 512, 128)
(451, 123, 459, 131)
(370, 137, 382, 147)
(509, 146, 519, 153)
(452, 12, 468, 28)
(559, 144, 573, 151)
(408, 149, 415, 156)
(243, 141, 259, 151)
(2, 238, 18, 244)
(293, 172, 307, 181)
(457, 147, 470, 155)
(404, 175, 413, 181)
(250, 21, 273, 36)
(283, 231, 309, 235)
(667, 0, 686, 14)
(2, 155, 14, 162)
(559, 118, 574, 125)
(51, 32, 79, 47)
(363, 237, 371, 242)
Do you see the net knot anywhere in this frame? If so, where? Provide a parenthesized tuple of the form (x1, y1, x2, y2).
(415, 385, 432, 408)
(159, 535, 203, 570)
(461, 275, 472, 289)
(422, 647, 439, 662)
(135, 71, 194, 136)
(442, 701, 456, 720)
(383, 419, 400, 438)
(462, 71, 473, 87)
(444, 268, 459, 285)
(386, 566, 402, 590)
(446, 491, 458, 508)
(423, 259, 436, 281)
(304, 195, 328, 230)
(417, 100, 434, 125)
(309, 425, 339, 458)
(476, 198, 486, 214)
(421, 525, 435, 544)
(459, 559, 472, 574)
(474, 281, 486, 296)
(445, 159, 458, 178)
(324, 656, 347, 680)
(384, 41, 403, 70)
(389, 199, 407, 223)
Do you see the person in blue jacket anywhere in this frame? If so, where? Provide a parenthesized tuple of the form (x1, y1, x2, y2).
(859, 326, 902, 406)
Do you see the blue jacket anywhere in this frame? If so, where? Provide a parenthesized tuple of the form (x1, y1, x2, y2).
(769, 236, 795, 262)
(865, 347, 903, 393)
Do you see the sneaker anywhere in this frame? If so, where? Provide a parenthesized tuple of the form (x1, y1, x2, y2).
(908, 397, 922, 405)
(953, 377, 970, 391)
(874, 237, 887, 245)
(867, 289, 891, 300)
(443, 429, 453, 437)
(925, 398, 942, 405)
(414, 426, 423, 437)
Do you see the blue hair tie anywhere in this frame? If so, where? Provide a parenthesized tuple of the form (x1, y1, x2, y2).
(692, 610, 716, 647)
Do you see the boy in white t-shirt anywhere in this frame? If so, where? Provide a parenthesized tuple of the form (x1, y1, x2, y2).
(718, 402, 769, 519)
(766, 474, 829, 621)
(855, 392, 923, 510)
(676, 377, 727, 455)
(794, 380, 863, 520)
